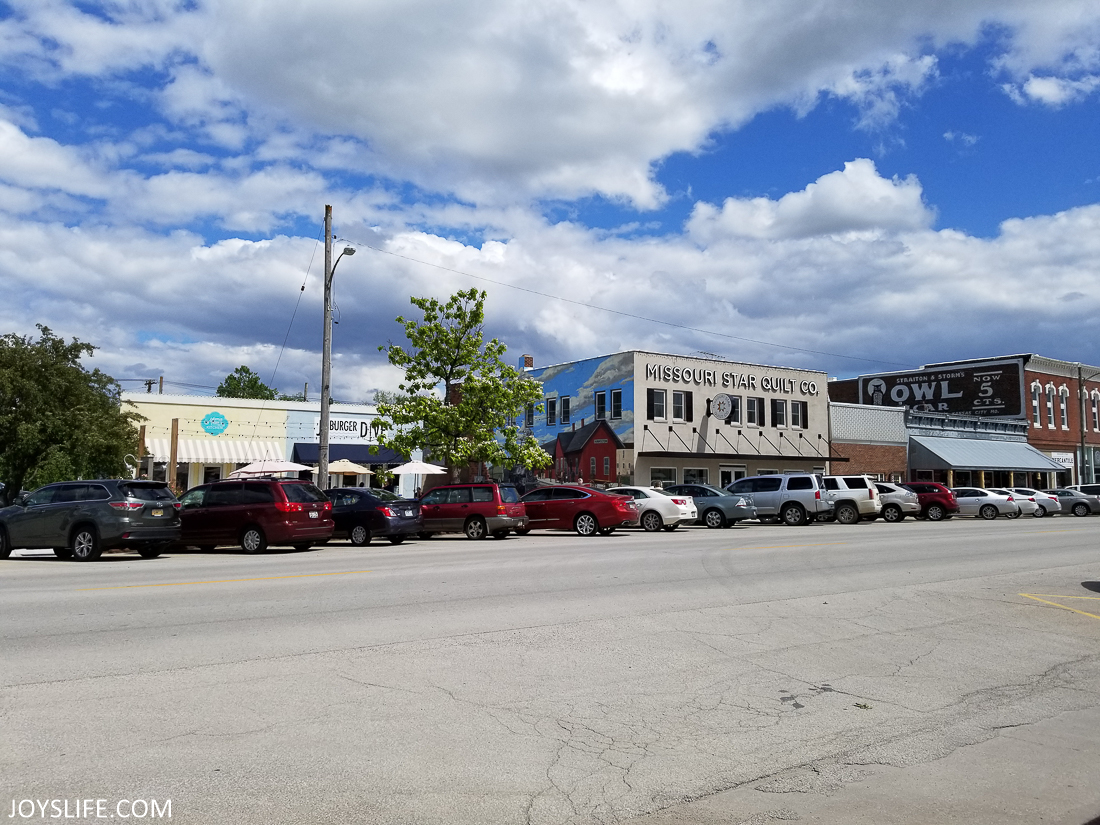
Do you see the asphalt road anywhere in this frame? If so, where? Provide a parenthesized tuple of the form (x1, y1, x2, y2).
(3, 516, 1099, 825)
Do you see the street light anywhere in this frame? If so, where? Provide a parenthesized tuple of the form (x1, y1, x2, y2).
(318, 203, 356, 491)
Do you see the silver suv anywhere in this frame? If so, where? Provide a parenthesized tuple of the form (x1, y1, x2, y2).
(726, 474, 833, 526)
(822, 475, 882, 524)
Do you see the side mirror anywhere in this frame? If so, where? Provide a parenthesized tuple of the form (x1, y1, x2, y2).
(16, 493, 29, 506)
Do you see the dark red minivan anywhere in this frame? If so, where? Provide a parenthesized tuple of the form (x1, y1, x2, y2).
(519, 485, 639, 536)
(177, 479, 334, 553)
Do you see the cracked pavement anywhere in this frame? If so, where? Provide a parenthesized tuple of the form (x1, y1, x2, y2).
(2, 518, 1099, 824)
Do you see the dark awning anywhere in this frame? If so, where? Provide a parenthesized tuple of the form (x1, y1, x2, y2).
(909, 436, 1065, 472)
(292, 443, 406, 465)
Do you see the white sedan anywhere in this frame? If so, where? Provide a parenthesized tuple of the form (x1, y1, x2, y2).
(987, 488, 1038, 518)
(606, 487, 696, 532)
(950, 487, 1021, 520)
(1010, 488, 1061, 517)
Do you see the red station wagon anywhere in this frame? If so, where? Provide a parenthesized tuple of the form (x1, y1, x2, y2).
(418, 483, 529, 540)
(177, 479, 334, 553)
(519, 485, 640, 536)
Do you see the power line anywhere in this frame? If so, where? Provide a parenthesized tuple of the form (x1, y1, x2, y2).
(337, 236, 912, 369)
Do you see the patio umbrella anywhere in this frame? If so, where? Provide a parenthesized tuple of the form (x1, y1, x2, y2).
(327, 459, 374, 475)
(389, 460, 448, 475)
(229, 460, 314, 477)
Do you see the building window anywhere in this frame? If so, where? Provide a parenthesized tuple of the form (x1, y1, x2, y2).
(672, 391, 685, 421)
(546, 397, 557, 426)
(747, 397, 765, 426)
(1046, 386, 1055, 429)
(561, 396, 571, 424)
(603, 457, 610, 477)
(590, 457, 596, 479)
(1031, 384, 1042, 427)
(684, 468, 709, 484)
(595, 391, 606, 420)
(1059, 387, 1069, 429)
(726, 395, 742, 425)
(771, 399, 787, 427)
(791, 400, 808, 429)
(525, 404, 534, 427)
(610, 389, 622, 420)
(1092, 392, 1099, 431)
(647, 388, 667, 420)
(650, 467, 676, 486)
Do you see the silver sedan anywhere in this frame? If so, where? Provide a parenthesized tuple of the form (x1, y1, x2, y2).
(950, 487, 1021, 520)
(1010, 488, 1061, 517)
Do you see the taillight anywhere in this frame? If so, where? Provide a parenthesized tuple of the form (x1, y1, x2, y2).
(498, 504, 506, 513)
(378, 506, 394, 517)
(671, 498, 689, 505)
(1007, 496, 1014, 502)
(815, 490, 821, 500)
(322, 501, 332, 511)
(172, 502, 182, 510)
(109, 501, 143, 510)
(1028, 497, 1036, 502)
(275, 501, 303, 512)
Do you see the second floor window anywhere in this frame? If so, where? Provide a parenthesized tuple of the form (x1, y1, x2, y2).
(1046, 387, 1055, 428)
(1060, 389, 1069, 429)
(1093, 395, 1099, 431)
(647, 388, 666, 420)
(747, 397, 765, 426)
(771, 399, 787, 427)
(610, 388, 622, 419)
(525, 404, 534, 427)
(791, 400, 808, 429)
(1032, 385, 1042, 427)
(561, 396, 571, 424)
(595, 391, 606, 420)
(546, 397, 557, 426)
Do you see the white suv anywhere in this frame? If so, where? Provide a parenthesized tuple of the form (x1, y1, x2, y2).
(726, 474, 833, 526)
(822, 475, 882, 524)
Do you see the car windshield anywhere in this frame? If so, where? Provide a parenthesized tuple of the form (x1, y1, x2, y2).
(282, 483, 328, 503)
(373, 489, 404, 501)
(117, 482, 176, 502)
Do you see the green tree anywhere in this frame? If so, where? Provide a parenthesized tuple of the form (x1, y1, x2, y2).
(216, 366, 278, 399)
(373, 289, 551, 480)
(0, 326, 141, 504)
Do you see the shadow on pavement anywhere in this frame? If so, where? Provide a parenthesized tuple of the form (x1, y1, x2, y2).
(1081, 581, 1100, 593)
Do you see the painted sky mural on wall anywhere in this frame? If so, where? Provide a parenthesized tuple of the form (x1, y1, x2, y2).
(527, 352, 636, 448)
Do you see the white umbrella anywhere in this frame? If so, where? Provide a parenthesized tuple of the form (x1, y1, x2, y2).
(327, 459, 374, 475)
(229, 460, 314, 477)
(389, 460, 448, 475)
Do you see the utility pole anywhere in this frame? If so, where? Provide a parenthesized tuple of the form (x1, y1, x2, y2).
(1079, 363, 1090, 485)
(319, 205, 333, 490)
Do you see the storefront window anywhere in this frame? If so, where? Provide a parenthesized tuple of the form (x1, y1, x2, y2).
(650, 467, 676, 486)
(684, 468, 709, 484)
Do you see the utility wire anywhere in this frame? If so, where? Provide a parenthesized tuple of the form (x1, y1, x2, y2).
(337, 236, 912, 369)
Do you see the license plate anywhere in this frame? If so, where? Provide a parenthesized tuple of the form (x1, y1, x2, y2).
(151, 508, 163, 517)
(404, 510, 414, 517)
(309, 511, 319, 519)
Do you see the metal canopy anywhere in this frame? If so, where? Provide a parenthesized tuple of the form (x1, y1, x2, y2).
(908, 436, 1066, 472)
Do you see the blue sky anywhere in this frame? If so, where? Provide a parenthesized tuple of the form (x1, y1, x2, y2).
(1, 1, 1099, 399)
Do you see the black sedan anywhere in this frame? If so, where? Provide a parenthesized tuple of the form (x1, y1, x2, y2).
(328, 488, 422, 546)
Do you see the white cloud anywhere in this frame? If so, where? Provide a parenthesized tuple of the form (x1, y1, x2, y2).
(1006, 73, 1100, 106)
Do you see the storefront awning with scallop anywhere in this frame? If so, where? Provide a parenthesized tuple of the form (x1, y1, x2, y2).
(146, 439, 285, 464)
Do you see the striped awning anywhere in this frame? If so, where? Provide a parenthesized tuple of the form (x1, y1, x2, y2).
(146, 439, 285, 464)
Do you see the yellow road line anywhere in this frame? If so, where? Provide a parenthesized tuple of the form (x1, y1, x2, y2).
(1019, 593, 1100, 622)
(737, 542, 849, 551)
(1021, 594, 1100, 600)
(78, 570, 371, 591)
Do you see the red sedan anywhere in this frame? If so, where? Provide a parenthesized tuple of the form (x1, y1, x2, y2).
(517, 486, 639, 536)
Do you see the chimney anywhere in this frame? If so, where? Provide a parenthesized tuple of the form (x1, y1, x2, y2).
(520, 354, 534, 371)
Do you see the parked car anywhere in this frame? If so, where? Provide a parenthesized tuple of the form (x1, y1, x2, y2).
(606, 486, 695, 532)
(726, 474, 832, 526)
(1067, 483, 1100, 497)
(1041, 489, 1100, 517)
(822, 475, 882, 524)
(664, 483, 757, 528)
(873, 482, 921, 523)
(519, 485, 639, 536)
(901, 482, 959, 521)
(987, 488, 1037, 518)
(1009, 488, 1061, 517)
(328, 487, 421, 545)
(0, 479, 181, 561)
(950, 487, 1020, 519)
(176, 478, 333, 553)
(418, 483, 528, 539)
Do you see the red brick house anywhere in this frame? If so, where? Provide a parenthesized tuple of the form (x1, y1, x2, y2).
(540, 420, 625, 484)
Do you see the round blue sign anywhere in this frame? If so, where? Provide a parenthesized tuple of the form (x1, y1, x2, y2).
(201, 412, 229, 435)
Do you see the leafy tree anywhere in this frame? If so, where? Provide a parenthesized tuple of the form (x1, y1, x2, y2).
(216, 366, 278, 400)
(0, 326, 141, 503)
(373, 289, 551, 480)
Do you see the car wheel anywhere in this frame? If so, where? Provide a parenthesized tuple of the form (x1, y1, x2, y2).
(417, 531, 435, 540)
(513, 527, 531, 536)
(71, 526, 101, 561)
(641, 510, 663, 532)
(53, 546, 72, 560)
(835, 503, 859, 525)
(574, 512, 599, 537)
(388, 536, 406, 545)
(1033, 505, 1047, 518)
(925, 504, 946, 522)
(662, 524, 678, 532)
(0, 527, 11, 559)
(240, 526, 267, 554)
(780, 503, 806, 526)
(881, 504, 903, 523)
(1072, 502, 1090, 517)
(703, 508, 727, 529)
(1004, 509, 1021, 520)
(350, 524, 372, 546)
(138, 545, 162, 559)
(979, 504, 998, 520)
(464, 517, 487, 540)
